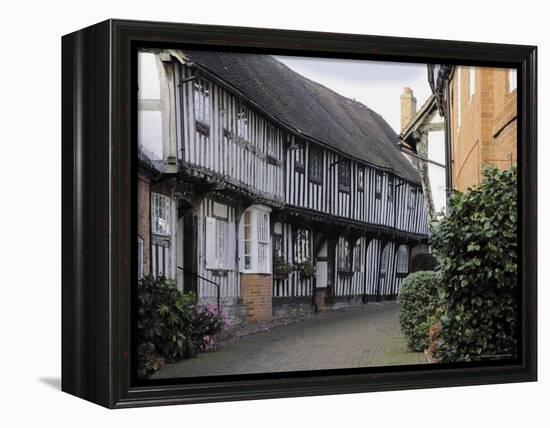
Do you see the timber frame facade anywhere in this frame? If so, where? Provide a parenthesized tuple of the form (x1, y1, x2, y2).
(137, 49, 429, 323)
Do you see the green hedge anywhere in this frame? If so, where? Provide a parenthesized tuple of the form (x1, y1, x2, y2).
(410, 253, 439, 272)
(430, 166, 518, 362)
(398, 271, 440, 352)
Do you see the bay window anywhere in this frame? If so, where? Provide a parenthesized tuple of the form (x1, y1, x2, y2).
(239, 205, 272, 274)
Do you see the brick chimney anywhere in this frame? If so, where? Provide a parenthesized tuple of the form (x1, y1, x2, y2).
(400, 87, 417, 131)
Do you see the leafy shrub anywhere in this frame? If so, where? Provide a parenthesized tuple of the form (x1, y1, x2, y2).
(194, 304, 229, 352)
(430, 166, 518, 362)
(297, 260, 316, 279)
(398, 271, 440, 352)
(411, 253, 439, 272)
(137, 276, 226, 378)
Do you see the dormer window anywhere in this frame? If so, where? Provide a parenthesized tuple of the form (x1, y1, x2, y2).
(338, 159, 351, 193)
(193, 78, 210, 126)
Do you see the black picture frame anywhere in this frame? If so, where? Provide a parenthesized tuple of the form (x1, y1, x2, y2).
(62, 19, 537, 408)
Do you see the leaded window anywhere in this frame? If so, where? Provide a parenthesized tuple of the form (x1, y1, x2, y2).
(193, 78, 210, 125)
(151, 193, 170, 236)
(309, 145, 323, 184)
(237, 103, 249, 140)
(375, 171, 382, 199)
(338, 237, 351, 271)
(338, 159, 351, 193)
(357, 167, 364, 192)
(294, 228, 311, 264)
(408, 187, 417, 209)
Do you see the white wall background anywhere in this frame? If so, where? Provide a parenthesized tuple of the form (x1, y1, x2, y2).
(0, 0, 546, 425)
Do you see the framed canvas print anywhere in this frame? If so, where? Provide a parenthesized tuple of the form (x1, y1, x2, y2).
(61, 19, 537, 408)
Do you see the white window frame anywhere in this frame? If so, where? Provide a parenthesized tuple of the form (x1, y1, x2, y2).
(151, 193, 171, 236)
(193, 78, 210, 125)
(509, 68, 517, 92)
(239, 205, 272, 274)
(205, 216, 236, 271)
(396, 245, 409, 274)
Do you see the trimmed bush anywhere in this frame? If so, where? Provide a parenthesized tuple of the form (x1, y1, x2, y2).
(398, 271, 440, 352)
(430, 166, 518, 362)
(411, 253, 439, 272)
(137, 276, 225, 378)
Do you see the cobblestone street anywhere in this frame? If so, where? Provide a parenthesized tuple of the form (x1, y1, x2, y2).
(152, 301, 428, 379)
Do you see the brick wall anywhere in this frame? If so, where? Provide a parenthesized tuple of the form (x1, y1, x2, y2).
(137, 173, 151, 276)
(449, 67, 517, 192)
(240, 273, 273, 322)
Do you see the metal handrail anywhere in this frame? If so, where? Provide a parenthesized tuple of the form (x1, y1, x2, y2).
(177, 266, 221, 313)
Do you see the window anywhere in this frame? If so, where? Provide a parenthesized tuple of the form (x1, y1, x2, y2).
(388, 176, 394, 201)
(396, 245, 409, 274)
(469, 67, 476, 102)
(239, 206, 272, 273)
(308, 145, 323, 184)
(137, 236, 144, 279)
(375, 171, 382, 199)
(408, 187, 417, 209)
(205, 217, 236, 271)
(338, 237, 351, 271)
(380, 245, 390, 276)
(193, 78, 210, 125)
(257, 211, 270, 273)
(509, 68, 517, 92)
(353, 239, 362, 272)
(266, 125, 278, 164)
(294, 141, 305, 173)
(152, 193, 171, 235)
(357, 167, 364, 192)
(338, 160, 351, 192)
(237, 103, 249, 140)
(294, 228, 311, 264)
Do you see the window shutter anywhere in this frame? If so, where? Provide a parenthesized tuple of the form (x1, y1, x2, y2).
(225, 222, 236, 270)
(205, 217, 216, 269)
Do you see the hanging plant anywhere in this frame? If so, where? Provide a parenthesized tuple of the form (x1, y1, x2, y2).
(273, 255, 294, 280)
(297, 260, 316, 280)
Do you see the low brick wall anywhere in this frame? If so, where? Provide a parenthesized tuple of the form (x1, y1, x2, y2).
(240, 273, 272, 322)
(272, 297, 315, 320)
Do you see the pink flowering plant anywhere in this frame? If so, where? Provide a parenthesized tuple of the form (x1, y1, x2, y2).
(194, 304, 229, 351)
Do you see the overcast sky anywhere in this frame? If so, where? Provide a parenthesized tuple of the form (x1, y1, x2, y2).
(274, 55, 432, 134)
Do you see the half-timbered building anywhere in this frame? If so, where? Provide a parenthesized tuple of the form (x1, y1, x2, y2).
(137, 49, 429, 324)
